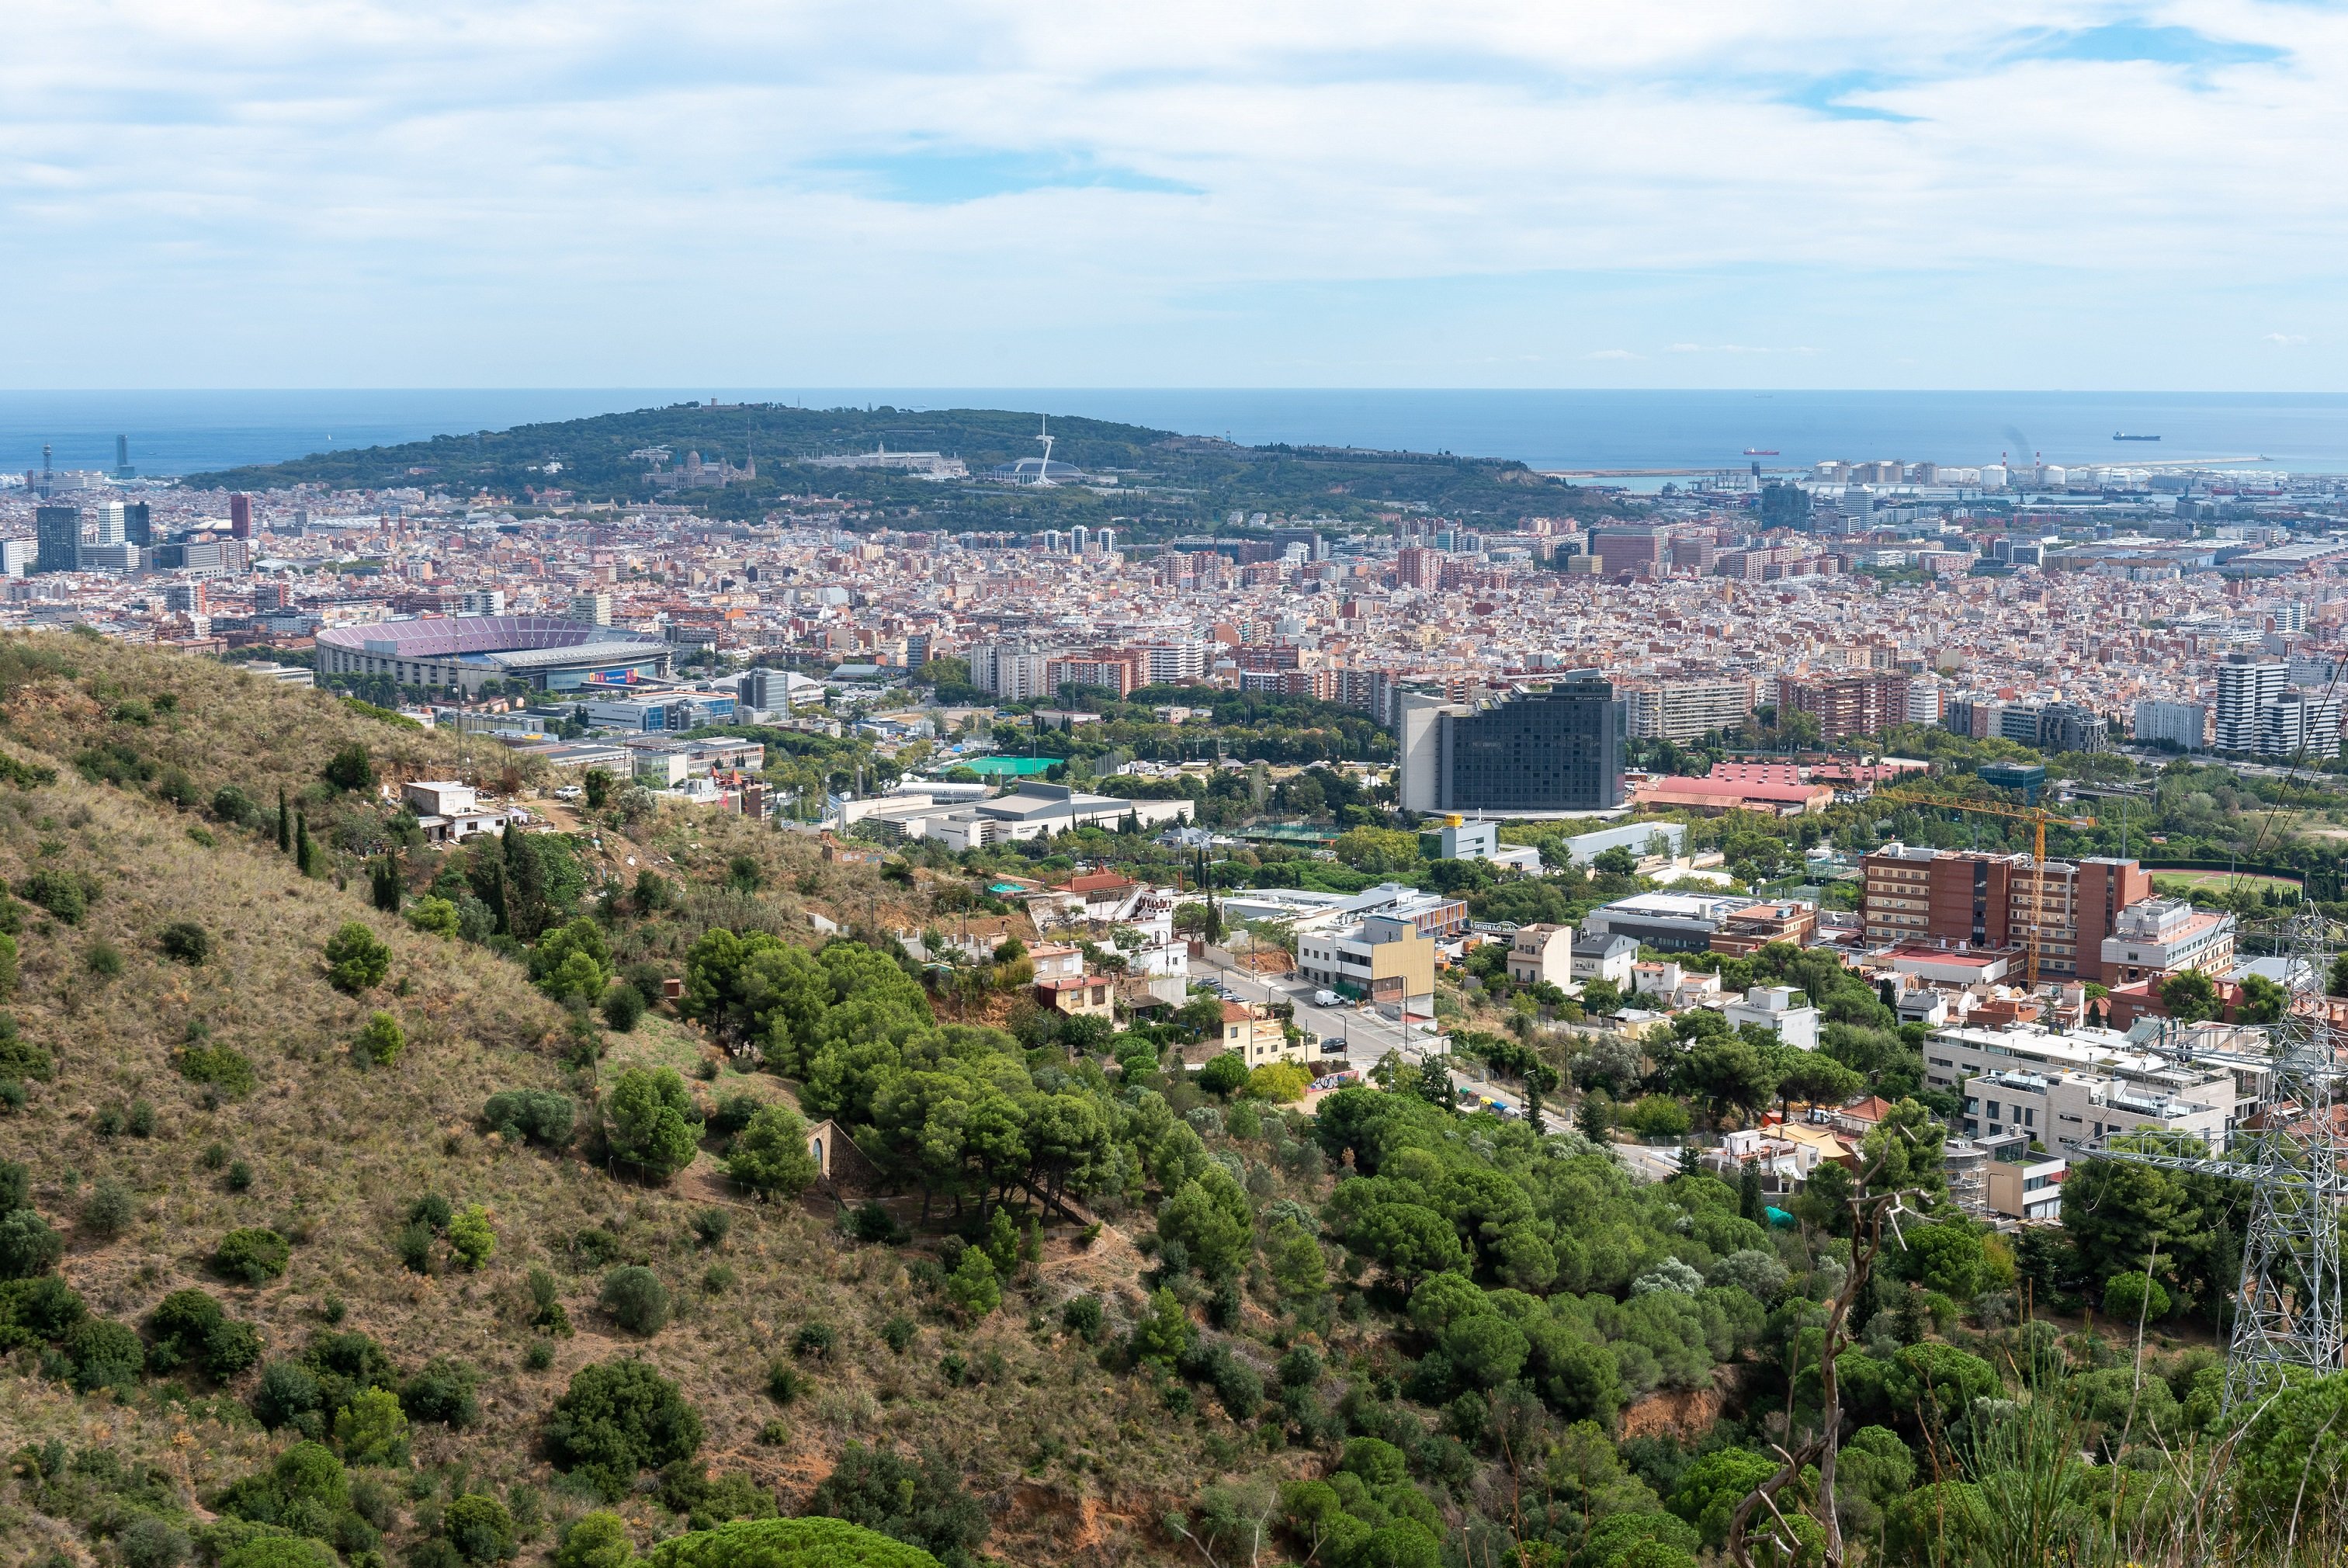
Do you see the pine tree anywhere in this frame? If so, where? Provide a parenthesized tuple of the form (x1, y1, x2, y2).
(277, 788, 291, 853)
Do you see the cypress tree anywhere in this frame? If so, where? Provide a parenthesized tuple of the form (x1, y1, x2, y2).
(294, 812, 314, 877)
(276, 788, 291, 853)
(371, 852, 401, 913)
(1738, 1162, 1764, 1225)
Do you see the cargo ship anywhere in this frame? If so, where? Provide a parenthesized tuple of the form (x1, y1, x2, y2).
(2113, 432, 2161, 441)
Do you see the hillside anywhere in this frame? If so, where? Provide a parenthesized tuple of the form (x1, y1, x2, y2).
(178, 404, 1628, 530)
(0, 634, 1261, 1568)
(5, 633, 2346, 1568)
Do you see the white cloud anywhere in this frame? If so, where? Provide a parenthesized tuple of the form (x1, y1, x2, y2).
(1583, 349, 1642, 360)
(0, 1, 2342, 383)
(2264, 332, 2310, 346)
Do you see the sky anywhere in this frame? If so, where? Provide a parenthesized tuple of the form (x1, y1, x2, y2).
(3, 1, 2346, 390)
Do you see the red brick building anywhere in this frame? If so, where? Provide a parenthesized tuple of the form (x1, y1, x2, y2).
(1861, 845, 2152, 984)
(1775, 672, 1909, 741)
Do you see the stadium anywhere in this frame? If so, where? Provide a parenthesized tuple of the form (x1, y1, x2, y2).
(313, 616, 673, 696)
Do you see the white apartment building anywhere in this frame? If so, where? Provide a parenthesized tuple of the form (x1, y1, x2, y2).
(1621, 679, 1756, 741)
(969, 642, 1054, 701)
(1960, 1064, 2232, 1154)
(1136, 641, 1212, 683)
(2131, 700, 2206, 750)
(1929, 1022, 2270, 1155)
(2255, 688, 2343, 761)
(2214, 654, 2286, 751)
(2099, 897, 2236, 987)
(460, 589, 508, 616)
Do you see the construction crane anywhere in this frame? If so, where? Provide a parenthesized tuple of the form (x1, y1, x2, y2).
(1870, 786, 2097, 987)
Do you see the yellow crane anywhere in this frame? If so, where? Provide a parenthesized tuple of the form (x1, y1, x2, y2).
(1871, 786, 2097, 987)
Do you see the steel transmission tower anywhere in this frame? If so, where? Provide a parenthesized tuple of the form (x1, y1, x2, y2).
(2088, 901, 2348, 1409)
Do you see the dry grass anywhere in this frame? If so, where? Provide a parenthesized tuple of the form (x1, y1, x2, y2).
(0, 641, 1246, 1568)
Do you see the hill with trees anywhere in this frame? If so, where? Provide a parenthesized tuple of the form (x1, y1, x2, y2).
(1, 630, 2345, 1568)
(178, 404, 1629, 532)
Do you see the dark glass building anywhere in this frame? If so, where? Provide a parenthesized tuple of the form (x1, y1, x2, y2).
(1439, 679, 1625, 811)
(33, 505, 81, 574)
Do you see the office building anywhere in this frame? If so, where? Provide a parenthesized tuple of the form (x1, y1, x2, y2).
(1621, 678, 1757, 741)
(228, 493, 253, 539)
(0, 539, 29, 578)
(2215, 654, 2287, 751)
(1590, 527, 1666, 578)
(460, 590, 507, 617)
(1774, 672, 1909, 741)
(113, 435, 134, 480)
(1406, 678, 1625, 813)
(2133, 700, 2206, 750)
(92, 501, 126, 545)
(569, 592, 612, 626)
(1996, 702, 2105, 755)
(123, 502, 151, 546)
(2100, 898, 2236, 988)
(33, 505, 80, 574)
(1861, 843, 2152, 983)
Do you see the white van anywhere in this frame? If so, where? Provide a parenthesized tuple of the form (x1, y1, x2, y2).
(1313, 989, 1341, 1008)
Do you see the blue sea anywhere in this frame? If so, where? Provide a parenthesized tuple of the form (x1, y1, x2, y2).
(4, 388, 2346, 479)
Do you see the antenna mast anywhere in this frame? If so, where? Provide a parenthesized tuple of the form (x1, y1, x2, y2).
(2088, 900, 2348, 1408)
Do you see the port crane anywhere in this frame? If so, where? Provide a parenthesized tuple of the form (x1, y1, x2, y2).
(1871, 786, 2097, 987)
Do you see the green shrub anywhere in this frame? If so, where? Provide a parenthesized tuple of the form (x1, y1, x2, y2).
(159, 921, 213, 965)
(213, 786, 256, 824)
(324, 744, 375, 793)
(397, 1219, 437, 1275)
(120, 1516, 195, 1568)
(322, 922, 392, 994)
(553, 1512, 636, 1568)
(175, 1043, 257, 1097)
(352, 1011, 404, 1068)
(19, 869, 90, 924)
(447, 1205, 496, 1269)
(407, 897, 462, 938)
(445, 1493, 518, 1563)
(0, 1207, 66, 1278)
(691, 1207, 734, 1247)
(0, 1273, 86, 1348)
(599, 1267, 671, 1336)
(803, 1444, 988, 1568)
(880, 1315, 917, 1354)
(601, 983, 647, 1032)
(333, 1386, 411, 1466)
(81, 1176, 134, 1238)
(251, 1359, 323, 1429)
(1060, 1294, 1103, 1343)
(1197, 1053, 1249, 1097)
(640, 1518, 942, 1568)
(214, 1227, 291, 1285)
(67, 1316, 146, 1390)
(481, 1089, 575, 1147)
(86, 939, 124, 978)
(544, 1358, 703, 1501)
(524, 1339, 556, 1372)
(0, 1015, 54, 1083)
